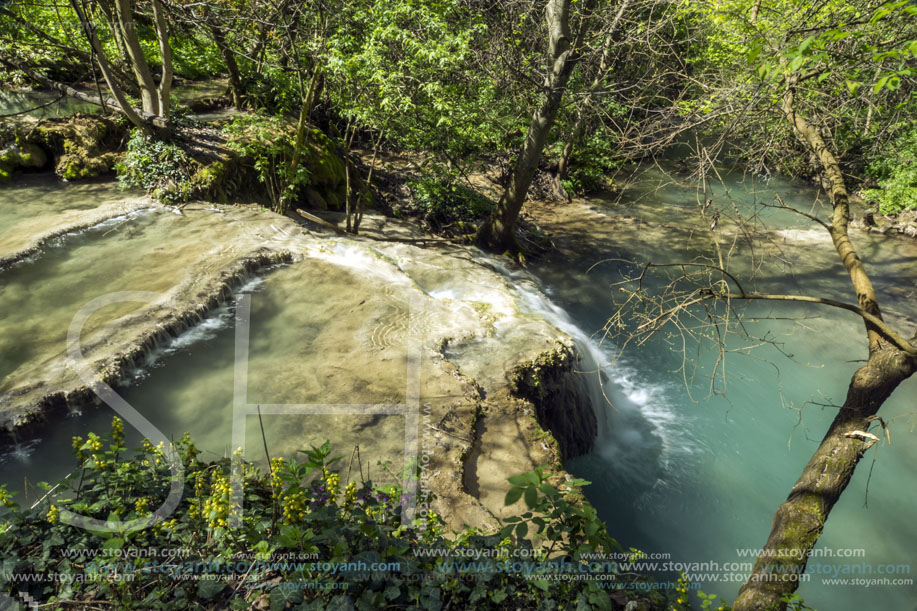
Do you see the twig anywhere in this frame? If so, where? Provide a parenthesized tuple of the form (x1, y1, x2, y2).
(424, 423, 472, 443)
(345, 445, 362, 486)
(0, 92, 65, 117)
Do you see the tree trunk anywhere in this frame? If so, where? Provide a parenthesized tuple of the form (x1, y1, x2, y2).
(0, 53, 168, 134)
(732, 79, 917, 611)
(555, 0, 629, 191)
(209, 23, 245, 109)
(476, 0, 586, 252)
(66, 0, 152, 132)
(152, 0, 172, 117)
(112, 0, 159, 115)
(733, 346, 915, 610)
(95, 0, 133, 77)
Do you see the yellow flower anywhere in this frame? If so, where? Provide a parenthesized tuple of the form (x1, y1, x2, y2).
(203, 470, 237, 530)
(270, 457, 286, 499)
(47, 504, 59, 524)
(72, 436, 86, 460)
(0, 486, 17, 510)
(111, 417, 124, 442)
(86, 433, 103, 453)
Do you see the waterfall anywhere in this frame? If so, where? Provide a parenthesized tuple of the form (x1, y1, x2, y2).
(482, 253, 699, 504)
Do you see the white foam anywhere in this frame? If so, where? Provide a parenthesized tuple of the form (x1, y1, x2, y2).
(774, 228, 832, 242)
(0, 439, 41, 465)
(480, 255, 699, 502)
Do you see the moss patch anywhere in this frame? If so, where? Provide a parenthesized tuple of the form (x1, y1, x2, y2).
(1, 114, 128, 180)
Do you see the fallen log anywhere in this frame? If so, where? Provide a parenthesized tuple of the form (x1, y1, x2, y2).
(0, 54, 170, 131)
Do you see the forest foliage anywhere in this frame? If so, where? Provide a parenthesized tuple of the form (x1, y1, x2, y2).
(0, 0, 914, 217)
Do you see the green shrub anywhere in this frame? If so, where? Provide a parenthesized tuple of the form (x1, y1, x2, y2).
(116, 130, 194, 204)
(223, 113, 311, 209)
(170, 36, 224, 81)
(407, 176, 494, 234)
(863, 126, 917, 215)
(558, 133, 624, 197)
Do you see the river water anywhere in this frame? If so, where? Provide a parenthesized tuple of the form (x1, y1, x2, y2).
(529, 163, 917, 609)
(0, 159, 914, 608)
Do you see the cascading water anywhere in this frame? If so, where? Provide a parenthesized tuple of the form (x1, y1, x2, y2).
(483, 257, 699, 503)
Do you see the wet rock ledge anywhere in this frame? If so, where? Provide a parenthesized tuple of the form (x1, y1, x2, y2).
(509, 342, 598, 460)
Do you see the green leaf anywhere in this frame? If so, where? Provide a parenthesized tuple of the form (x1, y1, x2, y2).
(523, 485, 538, 509)
(491, 588, 508, 603)
(325, 595, 356, 610)
(197, 575, 226, 600)
(746, 43, 762, 63)
(504, 487, 524, 506)
(507, 472, 539, 487)
(587, 588, 613, 610)
(798, 35, 816, 54)
(874, 75, 890, 93)
(384, 584, 401, 601)
(515, 522, 528, 539)
(103, 537, 124, 550)
(271, 583, 304, 609)
(530, 578, 550, 592)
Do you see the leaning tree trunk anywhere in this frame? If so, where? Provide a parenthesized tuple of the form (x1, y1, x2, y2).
(476, 0, 588, 252)
(554, 0, 630, 196)
(733, 345, 915, 610)
(732, 80, 917, 611)
(67, 0, 151, 132)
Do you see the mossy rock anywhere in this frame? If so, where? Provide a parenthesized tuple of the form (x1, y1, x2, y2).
(18, 143, 48, 169)
(324, 189, 341, 210)
(191, 159, 228, 202)
(0, 142, 49, 176)
(58, 151, 119, 180)
(21, 115, 126, 180)
(305, 187, 329, 210)
(0, 149, 17, 167)
(302, 128, 346, 188)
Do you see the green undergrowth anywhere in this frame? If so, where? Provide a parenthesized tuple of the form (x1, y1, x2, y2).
(862, 125, 917, 215)
(117, 130, 194, 204)
(222, 113, 352, 212)
(0, 419, 683, 610)
(551, 133, 625, 197)
(406, 175, 494, 234)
